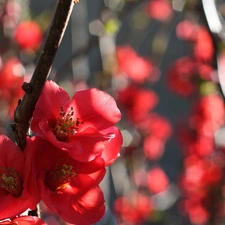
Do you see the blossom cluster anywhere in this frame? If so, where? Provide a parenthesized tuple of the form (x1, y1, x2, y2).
(168, 19, 225, 224)
(0, 81, 122, 225)
(112, 42, 172, 223)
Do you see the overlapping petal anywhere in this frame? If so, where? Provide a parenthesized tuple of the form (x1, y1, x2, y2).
(0, 216, 46, 225)
(0, 135, 39, 220)
(31, 81, 122, 162)
(31, 137, 106, 224)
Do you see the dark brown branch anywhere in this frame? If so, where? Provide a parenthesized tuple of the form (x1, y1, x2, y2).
(12, 0, 75, 149)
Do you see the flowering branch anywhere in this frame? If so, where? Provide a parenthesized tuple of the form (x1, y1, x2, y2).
(12, 0, 75, 150)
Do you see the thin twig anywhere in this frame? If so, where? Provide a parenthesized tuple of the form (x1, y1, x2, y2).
(12, 0, 75, 149)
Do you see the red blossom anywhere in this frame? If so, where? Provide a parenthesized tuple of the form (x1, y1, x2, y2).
(180, 199, 210, 225)
(179, 154, 223, 200)
(191, 95, 225, 135)
(117, 85, 158, 123)
(114, 191, 153, 224)
(0, 58, 24, 117)
(137, 113, 172, 140)
(147, 167, 169, 194)
(176, 21, 214, 62)
(188, 203, 210, 225)
(116, 46, 159, 83)
(144, 0, 173, 22)
(0, 135, 39, 220)
(194, 28, 214, 62)
(167, 56, 213, 96)
(31, 137, 106, 225)
(143, 135, 165, 160)
(0, 216, 46, 225)
(176, 20, 200, 41)
(31, 80, 122, 162)
(14, 21, 43, 51)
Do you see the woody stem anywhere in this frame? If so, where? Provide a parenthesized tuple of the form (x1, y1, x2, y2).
(12, 0, 75, 150)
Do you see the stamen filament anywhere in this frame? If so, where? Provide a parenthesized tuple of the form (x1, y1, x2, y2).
(0, 168, 23, 198)
(45, 163, 77, 192)
(52, 107, 83, 142)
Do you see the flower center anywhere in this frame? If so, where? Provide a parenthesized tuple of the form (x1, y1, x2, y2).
(53, 107, 83, 142)
(45, 161, 77, 192)
(0, 168, 23, 198)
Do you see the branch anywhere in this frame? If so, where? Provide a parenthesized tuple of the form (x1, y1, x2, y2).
(12, 0, 75, 149)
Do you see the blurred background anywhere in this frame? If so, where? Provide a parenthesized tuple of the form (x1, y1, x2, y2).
(1, 0, 225, 224)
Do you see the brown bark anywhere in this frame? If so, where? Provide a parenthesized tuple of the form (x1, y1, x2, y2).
(12, 0, 75, 149)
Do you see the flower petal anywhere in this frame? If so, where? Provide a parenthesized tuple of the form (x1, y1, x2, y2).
(100, 127, 123, 166)
(69, 88, 121, 131)
(31, 80, 70, 136)
(41, 174, 105, 225)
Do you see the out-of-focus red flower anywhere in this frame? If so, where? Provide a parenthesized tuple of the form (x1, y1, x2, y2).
(167, 56, 213, 96)
(0, 58, 24, 89)
(176, 21, 214, 62)
(136, 113, 172, 160)
(143, 135, 165, 160)
(188, 204, 210, 225)
(176, 20, 200, 41)
(194, 28, 214, 62)
(191, 95, 225, 135)
(147, 167, 169, 194)
(14, 20, 43, 51)
(180, 199, 210, 225)
(0, 216, 46, 225)
(117, 85, 158, 123)
(31, 80, 122, 162)
(0, 58, 24, 117)
(116, 46, 159, 83)
(0, 135, 38, 220)
(137, 113, 172, 140)
(144, 0, 173, 22)
(180, 155, 223, 197)
(31, 137, 106, 225)
(114, 191, 153, 224)
(188, 136, 215, 157)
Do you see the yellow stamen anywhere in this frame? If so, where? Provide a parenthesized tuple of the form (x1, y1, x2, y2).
(0, 168, 23, 198)
(45, 161, 77, 192)
(53, 107, 83, 142)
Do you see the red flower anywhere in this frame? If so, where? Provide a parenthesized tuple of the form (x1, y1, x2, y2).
(0, 58, 24, 117)
(114, 191, 153, 224)
(137, 113, 172, 140)
(191, 94, 225, 135)
(147, 167, 169, 194)
(31, 81, 122, 162)
(31, 137, 106, 225)
(0, 135, 38, 220)
(0, 216, 46, 225)
(194, 28, 214, 62)
(116, 46, 159, 83)
(176, 20, 199, 41)
(167, 57, 213, 96)
(144, 0, 173, 22)
(143, 135, 165, 160)
(14, 21, 43, 51)
(117, 85, 158, 123)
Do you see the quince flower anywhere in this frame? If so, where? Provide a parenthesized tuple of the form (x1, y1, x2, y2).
(31, 137, 106, 225)
(31, 81, 122, 162)
(0, 136, 38, 220)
